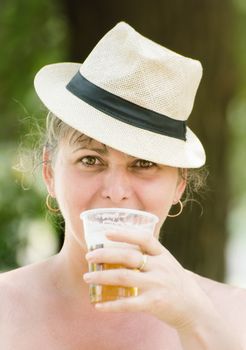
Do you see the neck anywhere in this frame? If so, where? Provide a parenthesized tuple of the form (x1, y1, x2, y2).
(53, 231, 90, 299)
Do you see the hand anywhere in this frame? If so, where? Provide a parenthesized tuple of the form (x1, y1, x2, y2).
(83, 230, 215, 331)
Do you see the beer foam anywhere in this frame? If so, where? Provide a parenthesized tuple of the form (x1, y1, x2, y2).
(81, 208, 159, 251)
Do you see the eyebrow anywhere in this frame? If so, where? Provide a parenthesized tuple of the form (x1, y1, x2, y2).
(72, 145, 109, 155)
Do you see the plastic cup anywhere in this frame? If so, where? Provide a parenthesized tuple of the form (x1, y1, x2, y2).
(80, 208, 159, 303)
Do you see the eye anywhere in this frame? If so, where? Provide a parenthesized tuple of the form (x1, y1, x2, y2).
(134, 159, 156, 169)
(80, 156, 102, 166)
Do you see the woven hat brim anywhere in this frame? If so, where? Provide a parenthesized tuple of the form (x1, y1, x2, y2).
(34, 63, 206, 168)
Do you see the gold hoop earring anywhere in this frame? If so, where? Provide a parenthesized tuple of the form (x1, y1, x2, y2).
(46, 194, 60, 213)
(167, 200, 183, 218)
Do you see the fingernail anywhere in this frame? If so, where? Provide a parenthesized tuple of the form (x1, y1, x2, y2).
(85, 252, 93, 260)
(83, 273, 92, 282)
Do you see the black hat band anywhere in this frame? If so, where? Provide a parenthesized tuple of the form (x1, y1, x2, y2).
(66, 71, 186, 141)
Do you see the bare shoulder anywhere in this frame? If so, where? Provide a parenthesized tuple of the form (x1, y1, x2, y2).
(0, 259, 54, 320)
(0, 261, 43, 289)
(0, 264, 37, 308)
(0, 266, 32, 331)
(190, 271, 246, 338)
(0, 266, 28, 302)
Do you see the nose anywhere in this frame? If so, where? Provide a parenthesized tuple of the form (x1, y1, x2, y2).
(101, 167, 132, 204)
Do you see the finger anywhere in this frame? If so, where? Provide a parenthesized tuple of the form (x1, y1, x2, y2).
(83, 268, 151, 289)
(94, 294, 147, 313)
(85, 247, 148, 270)
(106, 231, 164, 255)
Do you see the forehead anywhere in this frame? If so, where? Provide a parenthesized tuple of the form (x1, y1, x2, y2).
(68, 132, 107, 150)
(67, 132, 137, 160)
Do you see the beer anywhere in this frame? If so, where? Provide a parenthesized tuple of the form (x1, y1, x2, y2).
(89, 262, 138, 303)
(88, 244, 138, 303)
(80, 208, 158, 304)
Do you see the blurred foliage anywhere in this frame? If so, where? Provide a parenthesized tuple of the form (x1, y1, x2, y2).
(0, 0, 67, 140)
(228, 0, 246, 206)
(0, 0, 67, 269)
(0, 143, 45, 269)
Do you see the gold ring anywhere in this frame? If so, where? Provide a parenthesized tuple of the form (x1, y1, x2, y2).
(138, 254, 148, 271)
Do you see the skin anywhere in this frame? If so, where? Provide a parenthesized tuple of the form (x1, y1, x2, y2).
(44, 136, 246, 348)
(0, 135, 245, 349)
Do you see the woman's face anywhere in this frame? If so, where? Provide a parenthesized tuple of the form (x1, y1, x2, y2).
(43, 135, 186, 248)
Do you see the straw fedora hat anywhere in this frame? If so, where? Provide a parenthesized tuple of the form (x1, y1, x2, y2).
(34, 22, 205, 168)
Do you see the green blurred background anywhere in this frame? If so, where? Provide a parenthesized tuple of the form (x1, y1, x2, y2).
(0, 0, 246, 286)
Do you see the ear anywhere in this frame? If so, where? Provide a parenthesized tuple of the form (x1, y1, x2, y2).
(173, 169, 187, 204)
(42, 147, 55, 197)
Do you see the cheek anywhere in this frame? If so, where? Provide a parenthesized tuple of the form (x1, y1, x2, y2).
(138, 178, 178, 227)
(53, 168, 99, 216)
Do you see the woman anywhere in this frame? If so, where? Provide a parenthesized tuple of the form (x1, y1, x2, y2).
(1, 22, 245, 349)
